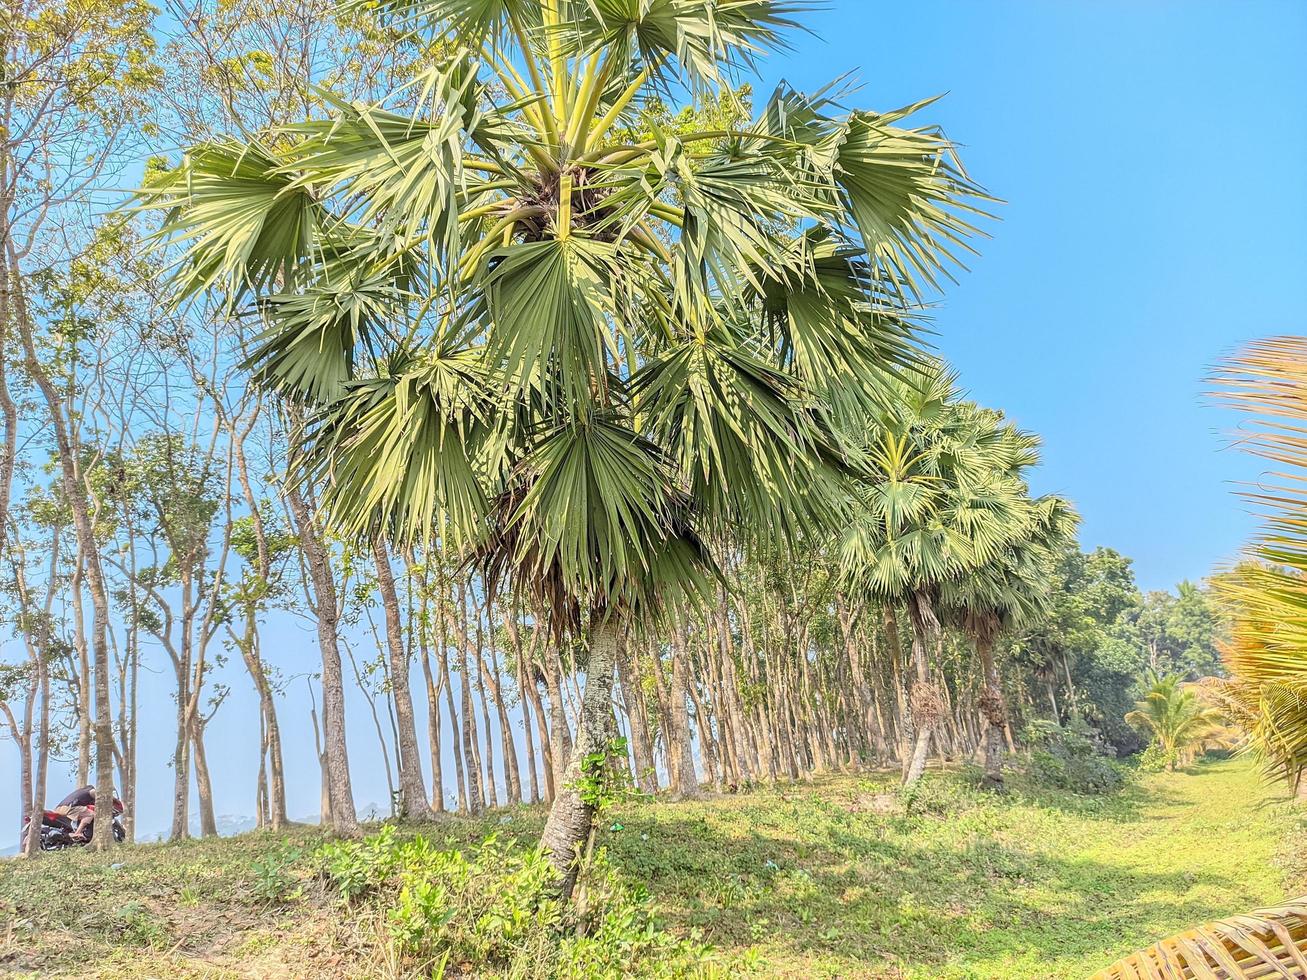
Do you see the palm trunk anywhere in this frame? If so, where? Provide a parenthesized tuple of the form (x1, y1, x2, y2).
(903, 592, 942, 787)
(540, 615, 620, 898)
(974, 617, 1007, 790)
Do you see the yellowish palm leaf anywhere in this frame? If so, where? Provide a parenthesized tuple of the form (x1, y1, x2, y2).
(1211, 337, 1307, 786)
(1092, 898, 1307, 979)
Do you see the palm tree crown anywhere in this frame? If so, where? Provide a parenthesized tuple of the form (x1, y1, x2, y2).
(144, 0, 988, 629)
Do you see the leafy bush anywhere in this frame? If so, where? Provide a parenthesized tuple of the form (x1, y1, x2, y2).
(316, 829, 715, 979)
(1137, 740, 1179, 772)
(1024, 719, 1126, 794)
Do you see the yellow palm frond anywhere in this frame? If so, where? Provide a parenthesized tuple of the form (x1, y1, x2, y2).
(1211, 337, 1307, 787)
(1092, 898, 1307, 979)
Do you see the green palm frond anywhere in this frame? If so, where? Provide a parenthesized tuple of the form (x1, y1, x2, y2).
(146, 0, 993, 630)
(482, 236, 624, 414)
(146, 141, 322, 300)
(484, 415, 713, 615)
(832, 102, 990, 302)
(304, 346, 495, 548)
(248, 274, 405, 403)
(633, 331, 845, 545)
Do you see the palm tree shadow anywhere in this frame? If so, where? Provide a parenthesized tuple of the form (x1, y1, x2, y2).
(592, 780, 1255, 976)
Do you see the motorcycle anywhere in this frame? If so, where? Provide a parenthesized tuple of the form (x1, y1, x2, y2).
(21, 797, 126, 851)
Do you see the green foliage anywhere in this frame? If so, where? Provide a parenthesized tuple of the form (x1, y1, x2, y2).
(898, 772, 985, 817)
(317, 828, 714, 978)
(146, 0, 989, 632)
(1024, 719, 1126, 795)
(250, 844, 307, 904)
(1136, 740, 1176, 773)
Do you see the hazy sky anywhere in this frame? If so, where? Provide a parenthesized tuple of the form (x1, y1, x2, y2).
(4, 0, 1306, 839)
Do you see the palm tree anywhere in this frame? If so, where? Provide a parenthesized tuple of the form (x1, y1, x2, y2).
(144, 1, 986, 889)
(941, 423, 1082, 789)
(1209, 338, 1307, 790)
(838, 366, 1004, 785)
(1125, 672, 1225, 770)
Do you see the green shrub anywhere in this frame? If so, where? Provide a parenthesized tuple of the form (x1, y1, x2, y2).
(1024, 719, 1126, 794)
(250, 843, 306, 905)
(316, 828, 716, 979)
(1137, 740, 1176, 773)
(899, 773, 984, 816)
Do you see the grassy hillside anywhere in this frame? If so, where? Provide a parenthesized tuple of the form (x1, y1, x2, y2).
(1, 757, 1302, 979)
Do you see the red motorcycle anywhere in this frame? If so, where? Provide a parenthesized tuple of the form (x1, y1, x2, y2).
(21, 797, 126, 851)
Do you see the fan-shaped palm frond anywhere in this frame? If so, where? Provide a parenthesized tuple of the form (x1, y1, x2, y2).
(1091, 898, 1307, 980)
(142, 0, 993, 889)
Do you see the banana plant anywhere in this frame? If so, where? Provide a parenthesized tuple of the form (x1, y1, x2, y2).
(142, 0, 988, 893)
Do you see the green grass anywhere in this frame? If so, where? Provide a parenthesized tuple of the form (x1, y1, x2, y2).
(1, 756, 1302, 978)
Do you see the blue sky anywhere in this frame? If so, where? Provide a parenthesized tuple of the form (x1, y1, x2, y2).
(753, 0, 1307, 593)
(4, 0, 1306, 839)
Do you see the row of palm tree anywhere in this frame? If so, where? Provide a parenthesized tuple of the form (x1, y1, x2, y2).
(139, 0, 1074, 890)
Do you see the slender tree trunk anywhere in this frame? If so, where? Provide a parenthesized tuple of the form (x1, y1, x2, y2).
(540, 615, 620, 898)
(480, 630, 522, 805)
(440, 638, 467, 813)
(504, 608, 541, 804)
(71, 557, 91, 787)
(903, 592, 943, 787)
(192, 721, 218, 837)
(287, 484, 357, 833)
(419, 642, 446, 813)
(615, 635, 657, 794)
(524, 632, 556, 803)
(544, 640, 572, 793)
(371, 535, 432, 819)
(171, 667, 191, 841)
(975, 621, 1007, 790)
(665, 633, 700, 798)
(883, 606, 912, 774)
(472, 605, 498, 809)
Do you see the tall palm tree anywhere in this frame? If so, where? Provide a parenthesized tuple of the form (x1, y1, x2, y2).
(143, 1, 986, 890)
(838, 366, 1002, 785)
(1125, 672, 1226, 770)
(942, 478, 1078, 790)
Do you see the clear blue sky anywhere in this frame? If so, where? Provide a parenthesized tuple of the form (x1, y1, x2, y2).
(5, 0, 1306, 839)
(753, 0, 1307, 593)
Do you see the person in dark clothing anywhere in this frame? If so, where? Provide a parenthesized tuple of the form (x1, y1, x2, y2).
(55, 785, 95, 812)
(54, 786, 96, 840)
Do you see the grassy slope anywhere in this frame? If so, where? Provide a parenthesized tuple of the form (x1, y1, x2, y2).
(0, 757, 1302, 979)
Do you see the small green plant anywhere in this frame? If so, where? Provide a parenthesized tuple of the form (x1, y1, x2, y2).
(250, 843, 306, 905)
(314, 825, 713, 978)
(108, 900, 169, 948)
(318, 824, 401, 903)
(1137, 740, 1177, 772)
(899, 773, 983, 816)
